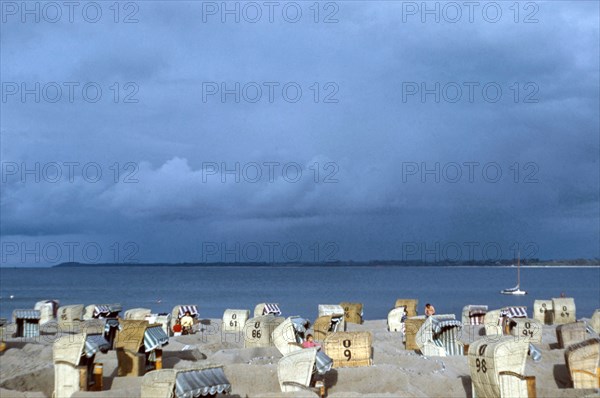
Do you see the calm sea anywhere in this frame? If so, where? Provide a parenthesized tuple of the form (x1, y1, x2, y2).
(0, 266, 598, 321)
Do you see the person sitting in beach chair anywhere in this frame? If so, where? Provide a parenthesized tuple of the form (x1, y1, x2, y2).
(180, 311, 194, 335)
(425, 303, 436, 317)
(302, 334, 321, 349)
(172, 318, 182, 335)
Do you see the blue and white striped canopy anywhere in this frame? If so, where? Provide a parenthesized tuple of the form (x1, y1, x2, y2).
(501, 306, 528, 318)
(175, 367, 231, 398)
(262, 303, 281, 316)
(84, 334, 110, 357)
(13, 309, 41, 320)
(144, 326, 169, 352)
(178, 305, 199, 318)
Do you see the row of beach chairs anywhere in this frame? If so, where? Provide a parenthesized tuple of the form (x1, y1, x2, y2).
(3, 298, 599, 397)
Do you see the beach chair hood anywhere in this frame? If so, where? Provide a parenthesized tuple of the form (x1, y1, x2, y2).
(318, 305, 345, 317)
(172, 305, 199, 320)
(461, 305, 487, 325)
(141, 366, 231, 398)
(54, 333, 109, 366)
(12, 309, 41, 323)
(124, 308, 152, 320)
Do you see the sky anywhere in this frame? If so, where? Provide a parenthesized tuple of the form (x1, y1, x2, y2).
(0, 1, 599, 266)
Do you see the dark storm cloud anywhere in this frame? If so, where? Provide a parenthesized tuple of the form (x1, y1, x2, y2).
(1, 1, 598, 265)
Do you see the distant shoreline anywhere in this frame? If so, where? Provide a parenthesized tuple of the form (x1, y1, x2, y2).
(43, 260, 600, 268)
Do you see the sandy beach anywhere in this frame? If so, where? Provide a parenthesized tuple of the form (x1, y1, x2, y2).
(1, 316, 599, 398)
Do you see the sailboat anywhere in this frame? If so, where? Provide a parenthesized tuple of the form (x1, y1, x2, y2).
(500, 252, 527, 295)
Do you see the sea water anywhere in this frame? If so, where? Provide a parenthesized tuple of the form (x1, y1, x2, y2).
(1, 265, 598, 320)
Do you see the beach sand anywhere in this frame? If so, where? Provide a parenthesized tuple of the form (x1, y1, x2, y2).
(1, 319, 599, 397)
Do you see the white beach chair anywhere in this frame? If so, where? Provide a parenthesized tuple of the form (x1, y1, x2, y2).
(469, 337, 535, 398)
(533, 300, 554, 325)
(507, 318, 543, 344)
(591, 309, 600, 334)
(53, 333, 110, 397)
(34, 300, 60, 325)
(277, 347, 333, 394)
(552, 297, 576, 325)
(272, 316, 310, 355)
(222, 309, 250, 332)
(564, 337, 600, 389)
(556, 321, 588, 348)
(484, 309, 503, 336)
(388, 306, 407, 332)
(243, 314, 284, 348)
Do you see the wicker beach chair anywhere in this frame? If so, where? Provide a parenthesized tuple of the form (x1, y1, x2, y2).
(141, 366, 232, 397)
(469, 337, 535, 398)
(12, 309, 41, 338)
(124, 308, 152, 320)
(591, 309, 600, 334)
(171, 304, 199, 321)
(405, 316, 427, 350)
(484, 310, 503, 336)
(243, 314, 284, 348)
(485, 307, 528, 336)
(170, 304, 199, 335)
(507, 318, 543, 344)
(564, 337, 600, 389)
(278, 347, 333, 395)
(533, 300, 554, 325)
(556, 321, 588, 348)
(53, 333, 110, 397)
(57, 304, 85, 332)
(324, 331, 372, 367)
(114, 320, 169, 376)
(395, 299, 418, 317)
(552, 297, 576, 325)
(254, 303, 282, 318)
(318, 304, 346, 331)
(388, 306, 407, 332)
(340, 302, 363, 324)
(0, 319, 6, 352)
(416, 314, 463, 356)
(34, 300, 60, 325)
(313, 315, 344, 341)
(462, 305, 488, 326)
(272, 316, 311, 355)
(223, 309, 250, 332)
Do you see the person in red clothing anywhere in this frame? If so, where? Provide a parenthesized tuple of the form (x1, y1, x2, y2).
(302, 334, 321, 349)
(172, 318, 182, 334)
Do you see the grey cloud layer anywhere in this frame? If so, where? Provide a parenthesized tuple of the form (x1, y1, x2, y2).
(1, 1, 598, 263)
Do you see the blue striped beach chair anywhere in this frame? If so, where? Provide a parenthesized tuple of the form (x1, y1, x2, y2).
(416, 314, 464, 356)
